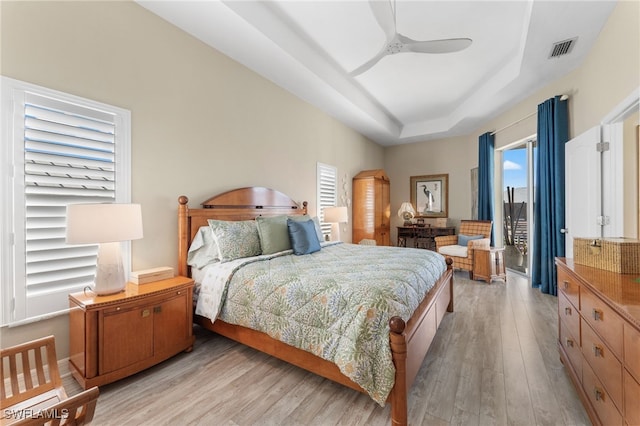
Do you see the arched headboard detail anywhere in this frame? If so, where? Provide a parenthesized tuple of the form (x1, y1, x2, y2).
(177, 187, 308, 276)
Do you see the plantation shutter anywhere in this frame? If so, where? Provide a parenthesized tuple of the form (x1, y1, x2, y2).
(23, 94, 117, 318)
(316, 163, 337, 238)
(2, 77, 131, 324)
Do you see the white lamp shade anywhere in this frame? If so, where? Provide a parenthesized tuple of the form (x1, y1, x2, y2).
(66, 203, 143, 296)
(66, 203, 143, 244)
(397, 202, 416, 218)
(324, 206, 348, 223)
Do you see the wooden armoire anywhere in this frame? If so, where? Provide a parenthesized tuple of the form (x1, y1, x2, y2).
(352, 169, 390, 246)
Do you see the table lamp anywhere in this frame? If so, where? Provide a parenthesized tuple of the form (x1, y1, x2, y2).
(397, 202, 416, 226)
(66, 203, 143, 295)
(324, 206, 348, 241)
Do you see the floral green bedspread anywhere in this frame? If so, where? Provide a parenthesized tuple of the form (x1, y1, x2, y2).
(202, 243, 446, 405)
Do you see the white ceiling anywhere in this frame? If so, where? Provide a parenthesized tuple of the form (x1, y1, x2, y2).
(137, 0, 617, 146)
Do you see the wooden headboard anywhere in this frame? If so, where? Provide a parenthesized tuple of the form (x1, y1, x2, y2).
(177, 187, 308, 277)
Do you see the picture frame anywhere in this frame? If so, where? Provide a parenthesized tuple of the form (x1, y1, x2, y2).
(410, 174, 448, 218)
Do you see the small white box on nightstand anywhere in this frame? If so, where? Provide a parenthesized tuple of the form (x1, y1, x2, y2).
(130, 267, 174, 285)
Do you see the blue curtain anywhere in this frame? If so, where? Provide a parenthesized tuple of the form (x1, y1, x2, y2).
(532, 96, 569, 295)
(478, 132, 495, 245)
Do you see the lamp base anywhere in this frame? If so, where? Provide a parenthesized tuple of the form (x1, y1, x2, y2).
(94, 242, 126, 296)
(330, 223, 341, 242)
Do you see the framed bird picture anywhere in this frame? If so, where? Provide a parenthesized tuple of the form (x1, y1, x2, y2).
(410, 174, 449, 218)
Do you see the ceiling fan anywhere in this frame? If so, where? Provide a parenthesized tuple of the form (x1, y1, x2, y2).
(351, 0, 472, 76)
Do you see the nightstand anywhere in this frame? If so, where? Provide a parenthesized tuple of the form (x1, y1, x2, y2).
(69, 276, 194, 389)
(472, 247, 506, 283)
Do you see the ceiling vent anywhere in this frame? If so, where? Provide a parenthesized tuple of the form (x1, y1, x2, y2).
(549, 38, 577, 58)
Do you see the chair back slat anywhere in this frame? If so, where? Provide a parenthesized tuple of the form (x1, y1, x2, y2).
(21, 349, 34, 390)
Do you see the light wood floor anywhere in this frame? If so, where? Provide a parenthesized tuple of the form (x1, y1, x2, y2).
(65, 271, 590, 425)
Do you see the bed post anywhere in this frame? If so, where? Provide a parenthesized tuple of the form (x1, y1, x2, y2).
(389, 316, 408, 426)
(178, 196, 189, 277)
(446, 257, 454, 312)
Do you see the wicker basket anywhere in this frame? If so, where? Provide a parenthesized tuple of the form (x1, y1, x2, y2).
(573, 237, 640, 274)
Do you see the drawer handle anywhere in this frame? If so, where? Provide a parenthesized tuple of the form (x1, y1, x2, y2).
(177, 291, 181, 295)
(566, 338, 574, 348)
(592, 308, 603, 321)
(564, 307, 572, 316)
(142, 309, 150, 318)
(594, 387, 605, 402)
(593, 345, 603, 358)
(563, 280, 569, 290)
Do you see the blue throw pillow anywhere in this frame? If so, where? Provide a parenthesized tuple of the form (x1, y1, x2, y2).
(458, 234, 484, 246)
(287, 218, 321, 255)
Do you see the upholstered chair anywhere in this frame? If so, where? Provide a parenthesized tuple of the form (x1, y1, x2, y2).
(435, 220, 493, 278)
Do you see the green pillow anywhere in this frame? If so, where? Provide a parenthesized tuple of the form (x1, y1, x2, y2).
(256, 215, 290, 255)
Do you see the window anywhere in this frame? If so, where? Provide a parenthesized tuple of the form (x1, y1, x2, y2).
(1, 77, 131, 325)
(316, 162, 337, 239)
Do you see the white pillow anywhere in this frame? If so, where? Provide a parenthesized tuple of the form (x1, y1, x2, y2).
(187, 226, 219, 269)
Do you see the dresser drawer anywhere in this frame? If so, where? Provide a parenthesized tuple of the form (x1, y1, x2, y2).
(559, 292, 580, 344)
(582, 319, 623, 410)
(581, 285, 624, 359)
(582, 359, 623, 426)
(557, 266, 580, 309)
(559, 317, 582, 378)
(624, 323, 640, 381)
(624, 369, 640, 425)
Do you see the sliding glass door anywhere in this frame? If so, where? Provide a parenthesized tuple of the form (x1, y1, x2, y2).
(502, 139, 536, 275)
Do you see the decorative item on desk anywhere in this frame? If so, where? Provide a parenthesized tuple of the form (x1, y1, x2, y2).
(324, 206, 348, 241)
(66, 203, 143, 296)
(131, 267, 174, 285)
(435, 218, 448, 227)
(397, 202, 416, 226)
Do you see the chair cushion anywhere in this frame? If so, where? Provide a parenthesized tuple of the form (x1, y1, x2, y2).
(438, 244, 469, 258)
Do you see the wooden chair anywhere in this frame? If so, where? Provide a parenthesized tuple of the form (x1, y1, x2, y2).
(435, 220, 492, 278)
(1, 335, 99, 426)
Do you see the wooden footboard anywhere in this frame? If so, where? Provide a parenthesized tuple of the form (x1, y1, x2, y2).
(179, 189, 454, 426)
(194, 259, 454, 426)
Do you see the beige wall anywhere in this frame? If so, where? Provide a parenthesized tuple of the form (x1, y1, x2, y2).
(0, 1, 383, 357)
(385, 0, 639, 244)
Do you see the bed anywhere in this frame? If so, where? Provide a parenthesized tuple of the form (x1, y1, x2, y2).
(177, 187, 454, 426)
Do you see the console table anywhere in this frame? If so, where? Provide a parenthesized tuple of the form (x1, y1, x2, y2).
(397, 226, 455, 251)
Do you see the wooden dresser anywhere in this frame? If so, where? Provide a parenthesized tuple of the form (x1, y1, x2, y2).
(352, 169, 390, 246)
(69, 276, 194, 389)
(556, 258, 640, 426)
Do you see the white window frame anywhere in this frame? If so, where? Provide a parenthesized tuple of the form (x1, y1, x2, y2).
(316, 162, 338, 239)
(1, 76, 131, 325)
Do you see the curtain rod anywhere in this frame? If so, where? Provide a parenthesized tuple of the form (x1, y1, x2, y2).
(490, 94, 569, 136)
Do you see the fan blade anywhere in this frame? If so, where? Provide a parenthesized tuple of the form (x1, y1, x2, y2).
(350, 49, 388, 76)
(369, 0, 396, 40)
(401, 36, 473, 54)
